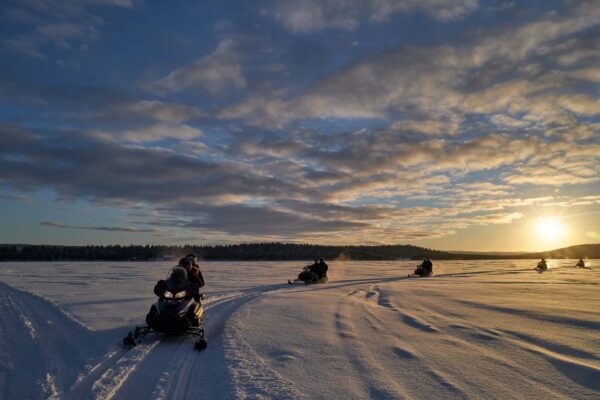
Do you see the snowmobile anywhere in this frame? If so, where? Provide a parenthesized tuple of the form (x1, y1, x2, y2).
(123, 267, 207, 351)
(409, 262, 432, 278)
(534, 261, 548, 272)
(288, 265, 328, 285)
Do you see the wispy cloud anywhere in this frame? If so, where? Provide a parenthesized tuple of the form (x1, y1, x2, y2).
(93, 123, 204, 143)
(143, 38, 246, 95)
(41, 221, 162, 234)
(264, 0, 479, 33)
(224, 4, 599, 130)
(108, 100, 206, 124)
(1, 0, 135, 58)
(465, 212, 524, 225)
(0, 191, 32, 203)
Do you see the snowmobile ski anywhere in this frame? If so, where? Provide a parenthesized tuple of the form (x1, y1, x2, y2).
(288, 279, 313, 285)
(195, 338, 207, 351)
(122, 326, 156, 348)
(123, 326, 207, 351)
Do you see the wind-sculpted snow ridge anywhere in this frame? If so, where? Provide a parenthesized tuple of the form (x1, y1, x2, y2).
(1, 260, 599, 399)
(0, 281, 109, 400)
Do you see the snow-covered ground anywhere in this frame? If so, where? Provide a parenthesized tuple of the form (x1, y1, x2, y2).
(1, 259, 599, 400)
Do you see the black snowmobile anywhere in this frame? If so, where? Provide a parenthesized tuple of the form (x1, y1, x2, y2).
(288, 264, 328, 285)
(123, 267, 207, 351)
(409, 260, 433, 277)
(534, 260, 548, 272)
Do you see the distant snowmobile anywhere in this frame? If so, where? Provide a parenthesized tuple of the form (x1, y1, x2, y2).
(534, 259, 548, 272)
(409, 259, 433, 277)
(575, 259, 590, 269)
(288, 260, 328, 285)
(123, 267, 207, 351)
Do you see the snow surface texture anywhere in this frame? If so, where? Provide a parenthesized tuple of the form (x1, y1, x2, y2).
(0, 260, 599, 400)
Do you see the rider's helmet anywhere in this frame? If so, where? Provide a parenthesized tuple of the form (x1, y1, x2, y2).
(179, 257, 192, 269)
(186, 254, 198, 266)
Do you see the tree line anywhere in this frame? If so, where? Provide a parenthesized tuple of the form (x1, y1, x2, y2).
(0, 243, 456, 261)
(1, 243, 597, 261)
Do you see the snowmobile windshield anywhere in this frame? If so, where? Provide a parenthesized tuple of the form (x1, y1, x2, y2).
(166, 267, 189, 292)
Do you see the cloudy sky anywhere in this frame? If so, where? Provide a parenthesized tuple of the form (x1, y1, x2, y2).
(0, 0, 599, 251)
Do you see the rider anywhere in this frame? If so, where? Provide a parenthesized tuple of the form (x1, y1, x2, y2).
(537, 258, 548, 270)
(179, 255, 204, 301)
(424, 258, 433, 275)
(313, 258, 329, 281)
(184, 254, 205, 289)
(415, 258, 432, 277)
(301, 259, 319, 283)
(576, 258, 585, 268)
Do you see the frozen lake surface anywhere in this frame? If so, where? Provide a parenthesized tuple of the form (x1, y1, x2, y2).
(1, 259, 599, 399)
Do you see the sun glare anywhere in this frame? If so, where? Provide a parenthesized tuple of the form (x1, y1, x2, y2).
(535, 217, 563, 241)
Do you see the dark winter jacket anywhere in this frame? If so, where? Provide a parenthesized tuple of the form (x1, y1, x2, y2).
(188, 265, 205, 288)
(313, 261, 329, 279)
(424, 259, 432, 274)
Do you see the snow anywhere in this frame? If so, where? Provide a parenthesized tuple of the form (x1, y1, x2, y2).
(0, 259, 599, 399)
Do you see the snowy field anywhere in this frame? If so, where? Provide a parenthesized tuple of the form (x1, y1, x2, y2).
(1, 259, 599, 400)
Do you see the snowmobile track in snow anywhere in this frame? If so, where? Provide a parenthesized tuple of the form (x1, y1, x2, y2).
(63, 284, 290, 400)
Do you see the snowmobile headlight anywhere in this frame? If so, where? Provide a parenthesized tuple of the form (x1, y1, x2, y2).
(163, 290, 174, 299)
(174, 290, 187, 299)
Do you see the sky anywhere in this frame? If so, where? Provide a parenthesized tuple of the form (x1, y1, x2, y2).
(0, 0, 599, 252)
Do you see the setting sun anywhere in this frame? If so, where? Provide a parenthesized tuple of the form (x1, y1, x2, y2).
(535, 217, 564, 241)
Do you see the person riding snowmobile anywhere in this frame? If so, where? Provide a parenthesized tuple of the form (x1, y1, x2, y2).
(289, 258, 329, 284)
(124, 254, 208, 351)
(313, 258, 329, 281)
(125, 265, 207, 350)
(299, 259, 319, 283)
(154, 256, 204, 302)
(536, 258, 548, 271)
(183, 254, 205, 289)
(414, 258, 433, 277)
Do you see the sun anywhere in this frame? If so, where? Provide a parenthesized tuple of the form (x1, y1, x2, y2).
(535, 217, 563, 241)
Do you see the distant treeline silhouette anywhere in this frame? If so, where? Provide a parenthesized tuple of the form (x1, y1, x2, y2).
(0, 243, 448, 261)
(1, 243, 598, 261)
